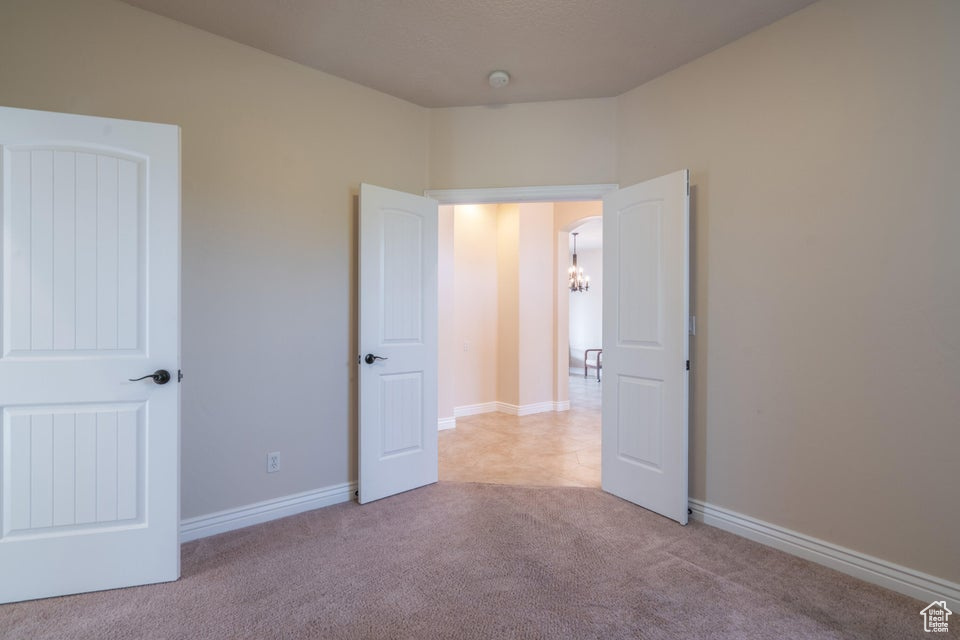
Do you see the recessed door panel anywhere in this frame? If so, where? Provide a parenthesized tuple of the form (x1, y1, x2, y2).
(2, 404, 145, 538)
(616, 376, 663, 470)
(379, 372, 424, 458)
(617, 201, 663, 348)
(381, 209, 423, 344)
(3, 147, 144, 357)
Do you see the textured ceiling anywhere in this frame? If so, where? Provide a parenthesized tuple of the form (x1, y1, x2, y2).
(121, 0, 816, 108)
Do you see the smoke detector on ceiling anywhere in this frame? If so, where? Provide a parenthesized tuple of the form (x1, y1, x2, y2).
(488, 70, 510, 89)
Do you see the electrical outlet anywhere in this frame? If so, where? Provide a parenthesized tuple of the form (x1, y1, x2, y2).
(267, 452, 280, 473)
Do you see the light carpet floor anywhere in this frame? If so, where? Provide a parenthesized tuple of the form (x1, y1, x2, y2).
(0, 483, 943, 639)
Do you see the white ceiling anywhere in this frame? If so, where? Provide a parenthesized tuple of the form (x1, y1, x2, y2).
(121, 0, 816, 108)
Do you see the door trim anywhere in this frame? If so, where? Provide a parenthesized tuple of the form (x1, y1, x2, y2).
(425, 184, 618, 205)
(427, 183, 617, 430)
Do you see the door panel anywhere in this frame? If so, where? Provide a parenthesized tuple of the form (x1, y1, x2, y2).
(602, 170, 689, 524)
(6, 148, 145, 356)
(381, 209, 424, 343)
(615, 376, 663, 470)
(358, 184, 438, 504)
(379, 372, 424, 456)
(616, 201, 663, 346)
(0, 106, 179, 603)
(3, 405, 144, 535)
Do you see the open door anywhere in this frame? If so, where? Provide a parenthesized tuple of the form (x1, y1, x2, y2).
(358, 183, 438, 504)
(601, 170, 689, 524)
(0, 106, 180, 602)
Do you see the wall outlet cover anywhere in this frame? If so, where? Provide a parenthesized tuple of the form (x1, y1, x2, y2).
(267, 452, 280, 473)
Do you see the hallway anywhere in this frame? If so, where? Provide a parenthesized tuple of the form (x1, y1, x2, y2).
(438, 376, 601, 487)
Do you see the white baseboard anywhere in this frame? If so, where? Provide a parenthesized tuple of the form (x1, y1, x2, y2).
(496, 401, 555, 416)
(180, 482, 356, 543)
(689, 499, 959, 609)
(495, 402, 518, 415)
(455, 401, 569, 417)
(454, 402, 498, 417)
(437, 416, 456, 431)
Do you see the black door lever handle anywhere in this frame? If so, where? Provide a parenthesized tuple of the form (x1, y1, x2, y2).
(363, 354, 388, 365)
(129, 369, 171, 385)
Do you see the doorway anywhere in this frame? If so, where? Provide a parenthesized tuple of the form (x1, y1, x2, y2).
(361, 175, 689, 524)
(431, 192, 609, 488)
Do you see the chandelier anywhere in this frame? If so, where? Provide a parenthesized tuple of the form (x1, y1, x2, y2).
(568, 232, 590, 292)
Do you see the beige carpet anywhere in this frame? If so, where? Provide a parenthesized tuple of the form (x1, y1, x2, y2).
(0, 483, 943, 639)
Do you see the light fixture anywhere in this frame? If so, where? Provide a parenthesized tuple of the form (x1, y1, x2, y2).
(568, 232, 590, 293)
(488, 70, 510, 88)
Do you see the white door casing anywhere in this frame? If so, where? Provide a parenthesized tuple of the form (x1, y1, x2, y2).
(358, 183, 438, 504)
(601, 170, 689, 524)
(0, 106, 180, 602)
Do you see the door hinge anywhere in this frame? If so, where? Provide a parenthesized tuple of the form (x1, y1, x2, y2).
(686, 360, 690, 371)
(178, 369, 183, 383)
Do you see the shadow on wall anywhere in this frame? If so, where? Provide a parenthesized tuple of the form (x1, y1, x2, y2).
(687, 181, 707, 501)
(349, 192, 359, 482)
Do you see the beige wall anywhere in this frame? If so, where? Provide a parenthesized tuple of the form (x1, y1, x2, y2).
(449, 203, 560, 410)
(495, 205, 521, 406)
(617, 0, 959, 581)
(437, 206, 456, 421)
(0, 0, 430, 519)
(453, 205, 499, 407)
(429, 99, 618, 189)
(516, 204, 556, 406)
(555, 202, 603, 231)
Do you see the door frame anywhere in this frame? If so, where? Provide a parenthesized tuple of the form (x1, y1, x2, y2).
(425, 184, 618, 205)
(425, 183, 618, 421)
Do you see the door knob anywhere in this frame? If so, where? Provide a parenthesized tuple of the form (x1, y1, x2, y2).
(128, 369, 171, 385)
(363, 354, 388, 365)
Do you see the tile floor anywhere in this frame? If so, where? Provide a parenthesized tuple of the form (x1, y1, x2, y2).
(439, 374, 602, 487)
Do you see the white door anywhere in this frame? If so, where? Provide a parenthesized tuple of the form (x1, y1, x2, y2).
(358, 183, 438, 504)
(0, 106, 180, 602)
(601, 170, 689, 524)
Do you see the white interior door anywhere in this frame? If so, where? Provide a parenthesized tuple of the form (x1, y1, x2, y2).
(358, 183, 438, 504)
(0, 106, 180, 602)
(601, 170, 689, 524)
